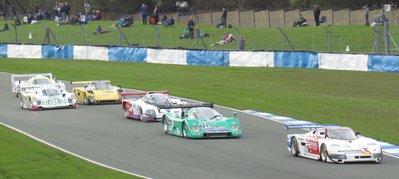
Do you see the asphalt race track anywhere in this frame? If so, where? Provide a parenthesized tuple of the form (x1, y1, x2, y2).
(1, 72, 399, 179)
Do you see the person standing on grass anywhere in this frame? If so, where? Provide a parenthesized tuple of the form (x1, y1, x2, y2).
(140, 3, 148, 25)
(84, 2, 91, 17)
(313, 4, 321, 26)
(221, 7, 227, 28)
(154, 4, 160, 24)
(187, 16, 195, 39)
(364, 4, 370, 26)
(65, 2, 71, 20)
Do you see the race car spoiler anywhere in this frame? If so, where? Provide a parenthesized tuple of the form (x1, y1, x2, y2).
(71, 80, 110, 85)
(158, 103, 213, 109)
(284, 124, 339, 130)
(11, 73, 53, 92)
(120, 90, 169, 97)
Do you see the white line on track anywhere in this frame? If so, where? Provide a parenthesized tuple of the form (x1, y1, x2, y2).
(0, 122, 151, 179)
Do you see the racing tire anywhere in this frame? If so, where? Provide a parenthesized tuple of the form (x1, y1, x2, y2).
(182, 123, 187, 138)
(320, 144, 329, 162)
(291, 137, 299, 156)
(375, 154, 383, 164)
(83, 95, 88, 105)
(124, 110, 129, 119)
(88, 96, 95, 105)
(163, 117, 168, 134)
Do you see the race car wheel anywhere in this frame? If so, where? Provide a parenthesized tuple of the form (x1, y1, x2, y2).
(320, 144, 328, 162)
(182, 123, 187, 138)
(124, 110, 129, 119)
(88, 96, 95, 104)
(163, 117, 168, 134)
(83, 95, 88, 104)
(291, 137, 299, 156)
(375, 154, 383, 164)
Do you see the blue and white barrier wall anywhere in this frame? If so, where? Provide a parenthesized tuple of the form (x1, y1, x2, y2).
(2, 44, 399, 72)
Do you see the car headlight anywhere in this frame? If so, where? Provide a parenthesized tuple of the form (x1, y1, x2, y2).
(231, 124, 240, 130)
(32, 101, 38, 106)
(190, 125, 200, 132)
(144, 109, 156, 117)
(72, 98, 77, 103)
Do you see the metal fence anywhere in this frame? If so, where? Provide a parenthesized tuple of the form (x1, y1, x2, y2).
(2, 19, 399, 55)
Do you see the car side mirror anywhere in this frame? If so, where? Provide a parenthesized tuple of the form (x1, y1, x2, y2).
(355, 132, 361, 136)
(233, 112, 237, 118)
(118, 84, 122, 89)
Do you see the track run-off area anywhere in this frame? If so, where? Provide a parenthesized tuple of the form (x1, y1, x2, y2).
(1, 72, 399, 179)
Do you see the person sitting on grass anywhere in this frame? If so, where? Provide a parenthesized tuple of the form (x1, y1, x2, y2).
(179, 27, 190, 39)
(93, 25, 110, 35)
(0, 23, 9, 32)
(210, 32, 235, 46)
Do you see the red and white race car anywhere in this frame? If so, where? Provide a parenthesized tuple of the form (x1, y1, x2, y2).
(286, 124, 383, 163)
(121, 91, 185, 122)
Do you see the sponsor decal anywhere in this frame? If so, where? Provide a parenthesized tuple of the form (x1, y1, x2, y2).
(204, 127, 227, 132)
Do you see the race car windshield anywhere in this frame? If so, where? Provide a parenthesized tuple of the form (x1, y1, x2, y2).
(42, 89, 61, 96)
(148, 94, 169, 104)
(33, 78, 52, 85)
(193, 107, 221, 120)
(93, 82, 112, 90)
(327, 128, 357, 140)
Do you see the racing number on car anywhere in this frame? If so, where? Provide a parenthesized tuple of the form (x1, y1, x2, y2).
(306, 136, 319, 154)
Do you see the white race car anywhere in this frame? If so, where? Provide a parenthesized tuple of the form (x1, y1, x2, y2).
(11, 73, 65, 97)
(121, 91, 186, 122)
(20, 86, 77, 111)
(286, 124, 383, 163)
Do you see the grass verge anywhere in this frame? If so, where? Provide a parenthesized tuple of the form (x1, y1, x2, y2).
(0, 58, 398, 145)
(0, 124, 140, 178)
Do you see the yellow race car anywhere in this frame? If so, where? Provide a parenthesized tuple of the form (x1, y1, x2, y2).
(71, 80, 124, 104)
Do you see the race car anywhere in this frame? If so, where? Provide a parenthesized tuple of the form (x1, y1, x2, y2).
(71, 80, 124, 104)
(160, 103, 242, 138)
(286, 124, 383, 163)
(20, 86, 77, 110)
(11, 73, 65, 98)
(121, 91, 185, 122)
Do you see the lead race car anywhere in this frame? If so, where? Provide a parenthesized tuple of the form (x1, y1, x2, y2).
(71, 80, 124, 104)
(160, 103, 242, 138)
(11, 73, 65, 97)
(286, 124, 383, 163)
(121, 91, 185, 122)
(20, 86, 77, 111)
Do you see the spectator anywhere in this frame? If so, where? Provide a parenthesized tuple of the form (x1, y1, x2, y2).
(0, 23, 9, 32)
(60, 2, 66, 20)
(154, 5, 160, 24)
(93, 25, 110, 34)
(217, 7, 227, 28)
(65, 2, 71, 19)
(293, 12, 308, 27)
(149, 15, 156, 25)
(179, 27, 189, 39)
(313, 4, 321, 26)
(140, 3, 148, 25)
(84, 2, 91, 16)
(169, 16, 175, 25)
(14, 16, 21, 26)
(54, 2, 60, 18)
(34, 3, 40, 14)
(96, 10, 102, 20)
(187, 16, 195, 39)
(210, 32, 235, 46)
(364, 4, 370, 26)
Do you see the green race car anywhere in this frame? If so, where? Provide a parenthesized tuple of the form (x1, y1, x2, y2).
(160, 103, 242, 138)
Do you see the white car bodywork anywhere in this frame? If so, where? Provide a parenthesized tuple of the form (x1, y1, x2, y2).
(123, 92, 186, 122)
(11, 73, 65, 97)
(286, 125, 383, 163)
(20, 86, 77, 110)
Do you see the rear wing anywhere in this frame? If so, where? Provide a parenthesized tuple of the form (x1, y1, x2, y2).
(158, 103, 213, 109)
(284, 124, 339, 130)
(11, 73, 53, 93)
(120, 90, 169, 99)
